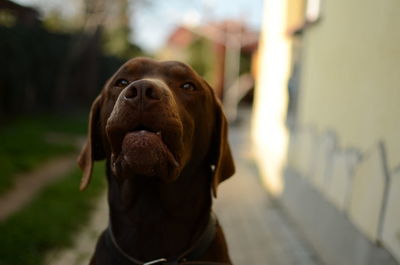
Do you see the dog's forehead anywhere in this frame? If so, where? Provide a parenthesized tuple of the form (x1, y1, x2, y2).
(118, 58, 195, 78)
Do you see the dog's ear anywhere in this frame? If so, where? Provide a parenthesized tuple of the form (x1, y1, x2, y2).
(209, 89, 235, 198)
(77, 95, 105, 190)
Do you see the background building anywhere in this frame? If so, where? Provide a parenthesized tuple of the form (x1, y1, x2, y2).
(158, 21, 258, 120)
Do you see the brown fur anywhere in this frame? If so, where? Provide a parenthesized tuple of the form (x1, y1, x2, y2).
(78, 58, 235, 265)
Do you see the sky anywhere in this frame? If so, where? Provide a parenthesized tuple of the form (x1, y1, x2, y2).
(13, 0, 264, 52)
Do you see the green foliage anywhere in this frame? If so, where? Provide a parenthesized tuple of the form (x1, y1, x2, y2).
(188, 38, 216, 82)
(239, 52, 252, 75)
(0, 162, 106, 265)
(102, 26, 144, 59)
(0, 115, 87, 193)
(42, 10, 82, 33)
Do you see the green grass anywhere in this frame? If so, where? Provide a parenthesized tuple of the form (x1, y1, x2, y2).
(0, 115, 88, 193)
(0, 162, 106, 265)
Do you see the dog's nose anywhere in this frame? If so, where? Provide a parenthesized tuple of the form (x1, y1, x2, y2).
(123, 80, 162, 105)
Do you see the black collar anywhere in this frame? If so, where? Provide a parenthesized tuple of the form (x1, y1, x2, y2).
(104, 212, 218, 265)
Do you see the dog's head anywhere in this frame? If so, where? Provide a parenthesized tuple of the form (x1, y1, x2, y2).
(77, 57, 235, 196)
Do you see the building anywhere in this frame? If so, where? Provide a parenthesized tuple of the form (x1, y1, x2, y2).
(158, 20, 258, 118)
(252, 0, 400, 264)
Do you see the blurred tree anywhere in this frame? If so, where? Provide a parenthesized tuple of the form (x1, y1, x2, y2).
(54, 0, 146, 108)
(43, 10, 75, 32)
(79, 0, 147, 58)
(187, 37, 215, 82)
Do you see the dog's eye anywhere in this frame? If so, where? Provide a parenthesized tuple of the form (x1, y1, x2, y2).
(115, 79, 129, 87)
(181, 82, 197, 91)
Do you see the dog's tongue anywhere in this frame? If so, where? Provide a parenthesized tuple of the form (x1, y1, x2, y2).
(121, 131, 177, 176)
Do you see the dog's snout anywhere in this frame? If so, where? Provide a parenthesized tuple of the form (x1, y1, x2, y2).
(123, 80, 162, 104)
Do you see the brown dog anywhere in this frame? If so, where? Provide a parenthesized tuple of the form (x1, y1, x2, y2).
(78, 57, 235, 265)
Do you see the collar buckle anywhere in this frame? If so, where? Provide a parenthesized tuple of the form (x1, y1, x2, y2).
(143, 258, 167, 265)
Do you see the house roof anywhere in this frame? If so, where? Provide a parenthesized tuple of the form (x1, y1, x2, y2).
(166, 20, 259, 52)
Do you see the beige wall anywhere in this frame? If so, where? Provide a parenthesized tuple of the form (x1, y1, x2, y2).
(299, 0, 400, 169)
(253, 0, 400, 262)
(290, 0, 400, 261)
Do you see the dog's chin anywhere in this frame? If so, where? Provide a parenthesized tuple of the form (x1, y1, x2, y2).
(111, 130, 180, 182)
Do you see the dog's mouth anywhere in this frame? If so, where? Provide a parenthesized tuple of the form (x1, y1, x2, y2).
(107, 125, 181, 181)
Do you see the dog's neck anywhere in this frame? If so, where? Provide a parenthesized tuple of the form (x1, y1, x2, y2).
(106, 161, 212, 261)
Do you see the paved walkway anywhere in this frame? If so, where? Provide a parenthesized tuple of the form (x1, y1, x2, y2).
(46, 107, 322, 265)
(214, 108, 322, 265)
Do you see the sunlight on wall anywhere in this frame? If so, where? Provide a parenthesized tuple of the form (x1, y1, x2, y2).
(251, 0, 290, 196)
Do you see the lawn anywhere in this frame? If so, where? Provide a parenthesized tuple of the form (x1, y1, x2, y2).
(0, 162, 106, 265)
(0, 115, 87, 193)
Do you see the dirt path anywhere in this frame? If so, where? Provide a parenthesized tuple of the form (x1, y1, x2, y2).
(0, 155, 77, 221)
(0, 133, 84, 221)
